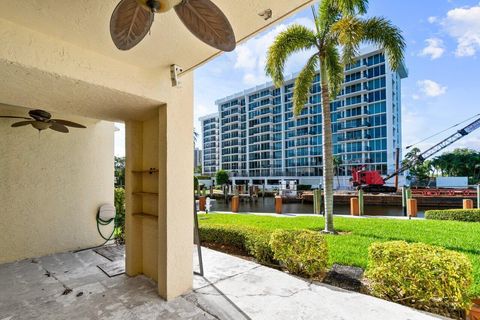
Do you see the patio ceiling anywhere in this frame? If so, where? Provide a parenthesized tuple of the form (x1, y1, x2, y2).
(0, 0, 314, 121)
(0, 0, 312, 71)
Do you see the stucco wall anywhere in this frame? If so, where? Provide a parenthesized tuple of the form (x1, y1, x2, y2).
(0, 106, 114, 263)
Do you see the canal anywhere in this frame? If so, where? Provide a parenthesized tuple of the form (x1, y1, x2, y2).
(208, 197, 450, 218)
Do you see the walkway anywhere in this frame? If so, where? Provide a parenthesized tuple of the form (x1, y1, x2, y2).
(191, 247, 441, 320)
(0, 246, 441, 319)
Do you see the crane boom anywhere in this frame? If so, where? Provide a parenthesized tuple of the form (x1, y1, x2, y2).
(384, 116, 480, 181)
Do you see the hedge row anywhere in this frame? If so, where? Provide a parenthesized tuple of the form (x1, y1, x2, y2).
(425, 209, 480, 222)
(199, 224, 327, 276)
(200, 224, 474, 317)
(367, 241, 473, 317)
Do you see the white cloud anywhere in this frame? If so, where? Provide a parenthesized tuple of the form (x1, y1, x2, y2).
(417, 80, 447, 97)
(442, 4, 480, 57)
(419, 38, 445, 59)
(233, 17, 316, 86)
(428, 16, 438, 23)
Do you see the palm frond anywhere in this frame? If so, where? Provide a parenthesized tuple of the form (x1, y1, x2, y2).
(293, 54, 319, 116)
(323, 44, 344, 99)
(265, 24, 317, 88)
(335, 0, 369, 15)
(319, 0, 368, 21)
(331, 16, 364, 65)
(318, 0, 341, 38)
(361, 17, 405, 71)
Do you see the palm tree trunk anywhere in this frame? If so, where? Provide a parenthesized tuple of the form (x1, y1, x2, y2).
(319, 59, 335, 234)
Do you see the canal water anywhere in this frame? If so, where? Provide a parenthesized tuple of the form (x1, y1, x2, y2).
(208, 197, 445, 218)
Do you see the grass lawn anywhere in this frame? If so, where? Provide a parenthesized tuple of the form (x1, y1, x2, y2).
(199, 213, 480, 297)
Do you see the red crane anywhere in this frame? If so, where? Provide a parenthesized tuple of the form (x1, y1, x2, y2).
(351, 115, 480, 192)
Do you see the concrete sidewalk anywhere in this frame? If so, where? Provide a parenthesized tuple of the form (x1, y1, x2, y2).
(191, 247, 442, 320)
(0, 246, 442, 320)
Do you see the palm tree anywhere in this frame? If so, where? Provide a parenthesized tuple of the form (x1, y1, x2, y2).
(266, 0, 405, 233)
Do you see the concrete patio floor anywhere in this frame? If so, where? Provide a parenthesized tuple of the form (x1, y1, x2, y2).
(0, 246, 442, 320)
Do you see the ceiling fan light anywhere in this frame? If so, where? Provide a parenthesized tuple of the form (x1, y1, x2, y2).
(32, 122, 52, 131)
(136, 0, 181, 13)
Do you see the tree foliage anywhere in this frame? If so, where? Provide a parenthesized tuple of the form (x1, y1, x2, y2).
(431, 148, 480, 184)
(265, 0, 405, 233)
(215, 170, 229, 186)
(114, 156, 125, 188)
(402, 148, 433, 186)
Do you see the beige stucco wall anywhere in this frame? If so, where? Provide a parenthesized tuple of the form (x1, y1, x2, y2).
(0, 105, 114, 264)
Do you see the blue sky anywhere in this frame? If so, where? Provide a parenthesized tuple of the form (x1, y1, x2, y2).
(193, 0, 480, 154)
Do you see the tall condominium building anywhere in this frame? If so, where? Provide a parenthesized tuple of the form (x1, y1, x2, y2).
(200, 113, 220, 175)
(209, 47, 408, 187)
(193, 148, 203, 170)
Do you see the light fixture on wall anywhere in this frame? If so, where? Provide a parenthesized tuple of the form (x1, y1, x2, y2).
(258, 9, 272, 20)
(170, 64, 184, 87)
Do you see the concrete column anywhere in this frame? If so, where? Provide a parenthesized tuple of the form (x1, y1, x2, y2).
(350, 197, 359, 216)
(125, 72, 194, 301)
(231, 196, 240, 213)
(463, 199, 474, 209)
(275, 196, 282, 214)
(407, 199, 417, 217)
(198, 196, 206, 211)
(158, 74, 194, 300)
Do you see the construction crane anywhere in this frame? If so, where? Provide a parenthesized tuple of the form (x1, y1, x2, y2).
(351, 115, 480, 192)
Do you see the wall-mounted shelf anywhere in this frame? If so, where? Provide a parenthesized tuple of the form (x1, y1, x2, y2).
(131, 168, 159, 174)
(132, 192, 159, 196)
(133, 212, 158, 219)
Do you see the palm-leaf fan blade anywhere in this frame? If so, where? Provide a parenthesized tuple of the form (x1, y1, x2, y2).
(0, 116, 31, 119)
(175, 0, 236, 52)
(11, 121, 34, 127)
(50, 123, 69, 133)
(110, 0, 155, 50)
(53, 119, 86, 128)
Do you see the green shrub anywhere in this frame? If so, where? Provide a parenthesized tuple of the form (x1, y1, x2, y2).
(269, 230, 328, 277)
(425, 209, 480, 222)
(215, 170, 229, 186)
(366, 241, 473, 316)
(199, 224, 275, 264)
(114, 187, 125, 243)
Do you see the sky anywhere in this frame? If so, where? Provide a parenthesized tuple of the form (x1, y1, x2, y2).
(116, 0, 480, 157)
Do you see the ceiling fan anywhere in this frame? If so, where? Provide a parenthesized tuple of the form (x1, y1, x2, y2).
(0, 109, 86, 133)
(110, 0, 236, 52)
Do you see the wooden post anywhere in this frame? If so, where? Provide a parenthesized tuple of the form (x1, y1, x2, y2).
(313, 189, 322, 215)
(350, 197, 359, 216)
(234, 185, 239, 197)
(275, 196, 282, 214)
(358, 189, 364, 216)
(394, 147, 400, 191)
(463, 199, 474, 209)
(477, 185, 480, 209)
(407, 198, 417, 217)
(406, 187, 412, 200)
(231, 196, 240, 213)
(209, 186, 213, 197)
(199, 196, 206, 212)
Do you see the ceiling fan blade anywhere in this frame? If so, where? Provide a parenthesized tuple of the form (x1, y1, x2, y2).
(110, 0, 155, 50)
(0, 116, 31, 120)
(49, 123, 69, 133)
(175, 0, 236, 52)
(11, 121, 35, 127)
(52, 119, 86, 128)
